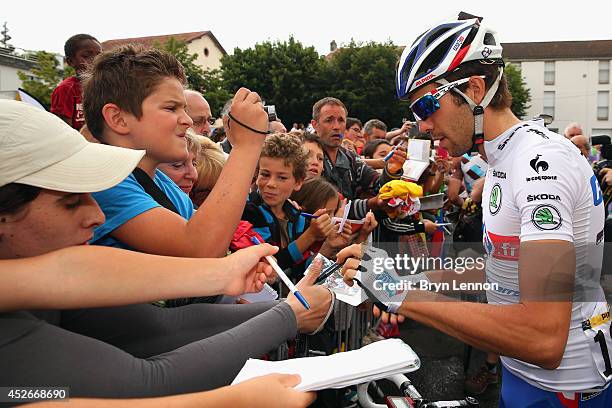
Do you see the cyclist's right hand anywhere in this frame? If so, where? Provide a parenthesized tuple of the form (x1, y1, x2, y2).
(336, 245, 407, 325)
(232, 374, 315, 408)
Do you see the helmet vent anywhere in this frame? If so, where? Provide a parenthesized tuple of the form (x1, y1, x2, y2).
(484, 32, 497, 45)
(425, 27, 450, 47)
(416, 35, 455, 78)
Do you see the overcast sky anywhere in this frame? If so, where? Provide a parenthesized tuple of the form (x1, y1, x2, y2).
(3, 1, 612, 57)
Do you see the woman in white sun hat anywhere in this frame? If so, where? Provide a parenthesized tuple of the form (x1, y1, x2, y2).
(0, 100, 328, 408)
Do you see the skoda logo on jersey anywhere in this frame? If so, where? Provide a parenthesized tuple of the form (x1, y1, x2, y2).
(493, 170, 506, 179)
(531, 204, 562, 230)
(529, 154, 549, 174)
(489, 184, 502, 215)
(527, 194, 561, 202)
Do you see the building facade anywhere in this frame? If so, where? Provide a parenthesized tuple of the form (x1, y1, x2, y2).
(0, 48, 36, 93)
(504, 40, 612, 138)
(102, 31, 227, 71)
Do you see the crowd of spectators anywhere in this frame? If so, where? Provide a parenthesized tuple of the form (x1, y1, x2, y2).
(1, 31, 611, 408)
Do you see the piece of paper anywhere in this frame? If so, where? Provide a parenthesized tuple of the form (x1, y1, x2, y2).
(407, 139, 430, 162)
(305, 254, 365, 306)
(232, 339, 420, 391)
(401, 139, 432, 181)
(401, 160, 430, 181)
(239, 283, 278, 303)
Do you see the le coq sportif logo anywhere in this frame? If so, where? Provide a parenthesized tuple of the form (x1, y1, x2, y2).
(529, 154, 549, 174)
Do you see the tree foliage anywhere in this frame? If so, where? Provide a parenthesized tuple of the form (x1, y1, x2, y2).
(221, 37, 328, 125)
(326, 41, 410, 128)
(157, 37, 206, 92)
(17, 51, 72, 108)
(157, 37, 231, 116)
(201, 68, 232, 117)
(220, 39, 412, 127)
(505, 62, 531, 119)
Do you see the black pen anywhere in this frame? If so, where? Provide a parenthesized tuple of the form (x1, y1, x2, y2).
(314, 262, 343, 285)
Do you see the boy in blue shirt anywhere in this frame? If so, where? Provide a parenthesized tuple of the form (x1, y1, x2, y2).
(82, 44, 269, 257)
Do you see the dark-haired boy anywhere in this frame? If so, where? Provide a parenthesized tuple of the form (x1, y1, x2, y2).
(83, 44, 270, 259)
(51, 34, 101, 130)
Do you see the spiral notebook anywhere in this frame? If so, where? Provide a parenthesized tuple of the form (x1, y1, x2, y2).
(231, 339, 420, 391)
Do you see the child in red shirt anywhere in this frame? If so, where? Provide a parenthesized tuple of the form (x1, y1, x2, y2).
(51, 34, 101, 130)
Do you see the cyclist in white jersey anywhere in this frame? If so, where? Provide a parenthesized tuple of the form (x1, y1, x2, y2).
(341, 12, 610, 407)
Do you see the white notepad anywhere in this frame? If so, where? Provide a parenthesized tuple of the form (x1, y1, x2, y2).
(402, 139, 432, 182)
(232, 339, 420, 391)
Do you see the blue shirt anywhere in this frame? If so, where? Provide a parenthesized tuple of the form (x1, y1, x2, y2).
(92, 169, 195, 250)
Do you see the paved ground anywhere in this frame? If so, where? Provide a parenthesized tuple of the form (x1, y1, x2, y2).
(398, 319, 500, 407)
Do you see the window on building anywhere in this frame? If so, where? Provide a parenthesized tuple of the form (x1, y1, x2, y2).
(544, 61, 555, 85)
(597, 91, 609, 120)
(592, 128, 612, 138)
(599, 60, 610, 84)
(203, 47, 209, 57)
(543, 91, 555, 118)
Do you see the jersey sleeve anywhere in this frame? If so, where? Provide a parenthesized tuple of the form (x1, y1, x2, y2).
(91, 174, 160, 244)
(512, 144, 580, 243)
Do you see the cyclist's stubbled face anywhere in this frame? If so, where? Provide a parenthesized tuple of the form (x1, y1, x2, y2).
(410, 83, 473, 157)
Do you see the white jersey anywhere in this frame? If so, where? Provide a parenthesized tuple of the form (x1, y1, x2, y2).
(481, 121, 608, 392)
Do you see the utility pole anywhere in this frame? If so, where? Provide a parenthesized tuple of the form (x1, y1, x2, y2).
(1, 22, 13, 49)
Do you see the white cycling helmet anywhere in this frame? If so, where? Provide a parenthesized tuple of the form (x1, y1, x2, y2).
(396, 13, 505, 147)
(396, 14, 503, 98)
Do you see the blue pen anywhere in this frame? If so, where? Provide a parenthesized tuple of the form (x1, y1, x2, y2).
(383, 141, 404, 162)
(300, 212, 319, 218)
(250, 236, 310, 310)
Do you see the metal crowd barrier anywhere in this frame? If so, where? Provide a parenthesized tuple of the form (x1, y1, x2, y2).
(271, 295, 378, 360)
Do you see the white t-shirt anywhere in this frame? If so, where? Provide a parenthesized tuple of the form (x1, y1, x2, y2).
(481, 121, 609, 392)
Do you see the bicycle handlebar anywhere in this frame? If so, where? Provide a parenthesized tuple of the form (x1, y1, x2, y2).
(357, 373, 479, 408)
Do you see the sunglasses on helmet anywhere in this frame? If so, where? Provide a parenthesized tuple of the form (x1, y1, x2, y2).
(409, 76, 484, 121)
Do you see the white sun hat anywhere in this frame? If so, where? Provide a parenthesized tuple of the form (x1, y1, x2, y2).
(0, 100, 145, 192)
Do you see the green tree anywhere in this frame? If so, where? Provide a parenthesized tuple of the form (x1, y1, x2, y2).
(221, 37, 328, 125)
(505, 62, 531, 119)
(157, 37, 206, 92)
(17, 51, 72, 108)
(156, 37, 231, 116)
(326, 41, 410, 128)
(201, 68, 232, 117)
